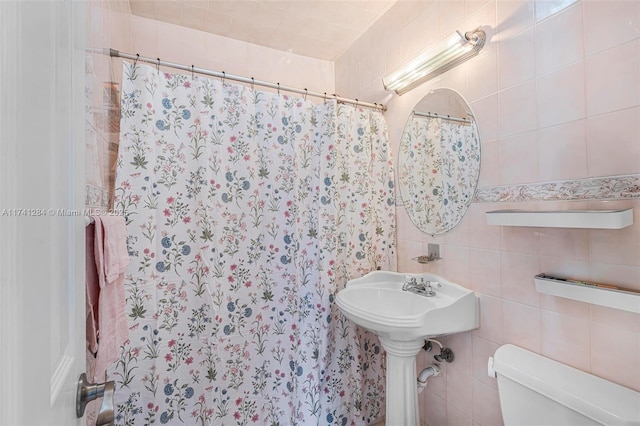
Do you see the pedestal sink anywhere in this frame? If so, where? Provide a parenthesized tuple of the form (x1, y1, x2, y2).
(335, 271, 479, 426)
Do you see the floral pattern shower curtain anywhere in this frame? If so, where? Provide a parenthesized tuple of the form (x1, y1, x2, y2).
(111, 62, 396, 426)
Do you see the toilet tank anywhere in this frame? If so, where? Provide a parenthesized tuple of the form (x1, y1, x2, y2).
(489, 344, 640, 426)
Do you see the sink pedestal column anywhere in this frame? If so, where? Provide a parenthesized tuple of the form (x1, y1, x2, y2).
(378, 337, 425, 426)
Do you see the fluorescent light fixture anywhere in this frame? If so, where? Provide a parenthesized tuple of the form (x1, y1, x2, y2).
(383, 28, 486, 95)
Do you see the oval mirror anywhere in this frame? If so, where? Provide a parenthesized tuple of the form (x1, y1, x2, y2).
(398, 88, 481, 235)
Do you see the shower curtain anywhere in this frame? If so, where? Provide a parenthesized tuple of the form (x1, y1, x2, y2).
(111, 62, 396, 426)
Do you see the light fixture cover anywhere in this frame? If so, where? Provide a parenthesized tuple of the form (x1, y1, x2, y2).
(383, 29, 486, 95)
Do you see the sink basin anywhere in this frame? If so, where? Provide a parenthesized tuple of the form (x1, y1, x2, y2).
(336, 271, 480, 425)
(336, 270, 479, 341)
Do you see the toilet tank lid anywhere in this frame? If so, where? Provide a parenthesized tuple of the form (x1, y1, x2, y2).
(493, 344, 640, 426)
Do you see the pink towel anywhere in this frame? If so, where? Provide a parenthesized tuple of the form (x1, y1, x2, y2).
(100, 216, 130, 283)
(92, 216, 130, 381)
(86, 223, 99, 356)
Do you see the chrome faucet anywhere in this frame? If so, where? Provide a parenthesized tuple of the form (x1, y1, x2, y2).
(402, 276, 439, 297)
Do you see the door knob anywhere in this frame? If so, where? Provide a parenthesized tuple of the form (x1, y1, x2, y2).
(76, 373, 115, 425)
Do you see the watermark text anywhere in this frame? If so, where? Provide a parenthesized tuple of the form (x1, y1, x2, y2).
(1, 208, 125, 217)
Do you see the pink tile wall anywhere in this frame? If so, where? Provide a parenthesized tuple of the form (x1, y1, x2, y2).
(335, 1, 640, 425)
(129, 16, 335, 96)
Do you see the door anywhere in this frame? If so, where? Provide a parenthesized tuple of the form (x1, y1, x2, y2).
(0, 1, 86, 425)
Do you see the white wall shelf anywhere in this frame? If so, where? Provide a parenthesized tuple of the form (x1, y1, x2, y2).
(535, 274, 640, 314)
(486, 208, 633, 229)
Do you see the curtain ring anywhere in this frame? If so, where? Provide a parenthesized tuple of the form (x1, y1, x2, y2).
(222, 71, 226, 85)
(191, 65, 194, 79)
(355, 99, 359, 108)
(251, 77, 255, 91)
(277, 83, 280, 96)
(156, 57, 160, 73)
(303, 89, 308, 101)
(134, 53, 139, 67)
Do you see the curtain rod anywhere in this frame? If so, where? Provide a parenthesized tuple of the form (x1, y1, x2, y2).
(412, 110, 470, 124)
(109, 49, 386, 112)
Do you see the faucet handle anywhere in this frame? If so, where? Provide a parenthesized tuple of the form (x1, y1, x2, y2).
(417, 277, 442, 287)
(421, 280, 438, 296)
(420, 277, 435, 287)
(405, 276, 417, 284)
(402, 276, 417, 291)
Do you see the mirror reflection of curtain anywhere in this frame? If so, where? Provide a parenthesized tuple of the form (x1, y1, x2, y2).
(400, 115, 479, 234)
(111, 62, 396, 425)
(399, 115, 442, 230)
(439, 119, 478, 228)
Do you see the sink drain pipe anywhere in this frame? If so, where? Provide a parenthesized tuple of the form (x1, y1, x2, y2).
(416, 363, 441, 394)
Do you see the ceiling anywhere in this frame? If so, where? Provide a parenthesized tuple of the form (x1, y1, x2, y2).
(128, 0, 397, 60)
